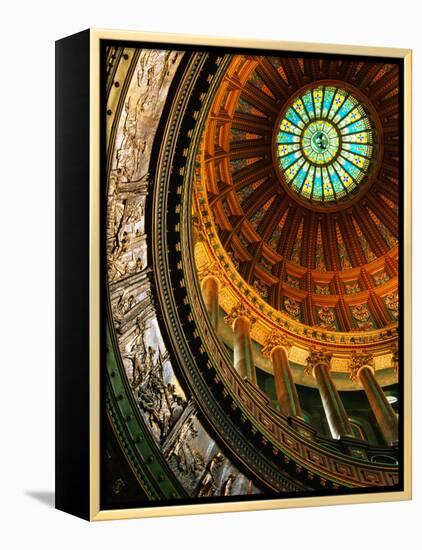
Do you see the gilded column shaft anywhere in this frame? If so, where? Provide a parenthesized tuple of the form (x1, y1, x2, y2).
(233, 316, 257, 385)
(271, 346, 302, 417)
(313, 362, 354, 439)
(201, 275, 219, 333)
(358, 366, 398, 446)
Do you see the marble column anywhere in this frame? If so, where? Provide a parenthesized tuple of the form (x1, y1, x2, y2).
(358, 365, 398, 446)
(306, 349, 354, 439)
(262, 333, 302, 417)
(201, 275, 220, 333)
(349, 351, 398, 446)
(225, 304, 256, 384)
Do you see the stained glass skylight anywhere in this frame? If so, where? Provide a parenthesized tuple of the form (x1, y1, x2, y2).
(275, 85, 374, 204)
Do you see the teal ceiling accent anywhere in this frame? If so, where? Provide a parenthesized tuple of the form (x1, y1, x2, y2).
(275, 85, 374, 205)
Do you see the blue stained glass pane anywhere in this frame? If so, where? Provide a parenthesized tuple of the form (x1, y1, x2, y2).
(313, 169, 323, 198)
(313, 88, 323, 118)
(342, 143, 371, 157)
(341, 151, 370, 171)
(341, 119, 367, 135)
(302, 91, 315, 119)
(322, 168, 334, 198)
(285, 108, 304, 128)
(291, 163, 308, 190)
(327, 167, 342, 193)
(322, 88, 335, 117)
(292, 98, 309, 124)
(284, 157, 305, 181)
(328, 90, 347, 119)
(280, 151, 301, 169)
(277, 132, 298, 144)
(301, 166, 315, 198)
(338, 158, 361, 180)
(334, 98, 355, 123)
(278, 143, 300, 157)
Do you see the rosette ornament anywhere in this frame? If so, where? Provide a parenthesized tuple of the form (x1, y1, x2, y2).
(275, 85, 374, 205)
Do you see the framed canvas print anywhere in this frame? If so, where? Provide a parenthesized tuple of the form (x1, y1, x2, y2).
(55, 29, 412, 521)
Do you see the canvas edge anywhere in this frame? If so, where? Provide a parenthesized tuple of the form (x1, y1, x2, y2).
(87, 28, 412, 522)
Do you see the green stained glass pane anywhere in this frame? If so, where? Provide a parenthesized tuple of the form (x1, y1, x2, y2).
(275, 84, 375, 205)
(313, 87, 324, 118)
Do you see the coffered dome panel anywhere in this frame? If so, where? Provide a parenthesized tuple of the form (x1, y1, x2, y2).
(201, 55, 399, 332)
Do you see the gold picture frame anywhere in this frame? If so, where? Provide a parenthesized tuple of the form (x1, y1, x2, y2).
(55, 28, 412, 521)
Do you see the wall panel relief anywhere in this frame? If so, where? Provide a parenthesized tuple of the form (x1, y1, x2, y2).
(105, 47, 262, 503)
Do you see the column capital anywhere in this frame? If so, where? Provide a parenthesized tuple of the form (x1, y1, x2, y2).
(261, 331, 292, 357)
(198, 261, 222, 284)
(348, 350, 374, 382)
(305, 347, 333, 376)
(224, 302, 256, 327)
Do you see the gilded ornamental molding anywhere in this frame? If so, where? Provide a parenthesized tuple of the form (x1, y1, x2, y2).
(305, 348, 333, 376)
(224, 302, 257, 327)
(348, 351, 375, 382)
(261, 331, 293, 357)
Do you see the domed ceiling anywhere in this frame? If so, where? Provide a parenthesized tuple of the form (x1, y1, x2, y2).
(102, 44, 403, 510)
(202, 55, 399, 333)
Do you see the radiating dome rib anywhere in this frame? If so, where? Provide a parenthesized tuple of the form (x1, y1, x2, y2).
(201, 54, 399, 329)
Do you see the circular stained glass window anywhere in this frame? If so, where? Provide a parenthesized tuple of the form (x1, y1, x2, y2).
(275, 85, 375, 205)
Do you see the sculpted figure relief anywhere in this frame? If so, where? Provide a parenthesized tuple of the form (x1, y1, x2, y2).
(124, 318, 186, 442)
(134, 346, 186, 441)
(221, 473, 237, 496)
(168, 418, 204, 476)
(196, 452, 225, 498)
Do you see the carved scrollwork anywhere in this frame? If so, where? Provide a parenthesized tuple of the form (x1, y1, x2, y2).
(317, 306, 336, 329)
(192, 214, 206, 243)
(224, 302, 257, 327)
(261, 331, 292, 357)
(305, 347, 333, 376)
(197, 261, 221, 283)
(351, 303, 373, 331)
(348, 350, 374, 382)
(385, 292, 399, 319)
(284, 297, 301, 319)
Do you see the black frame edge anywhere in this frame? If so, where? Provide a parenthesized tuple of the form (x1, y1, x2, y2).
(55, 28, 91, 521)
